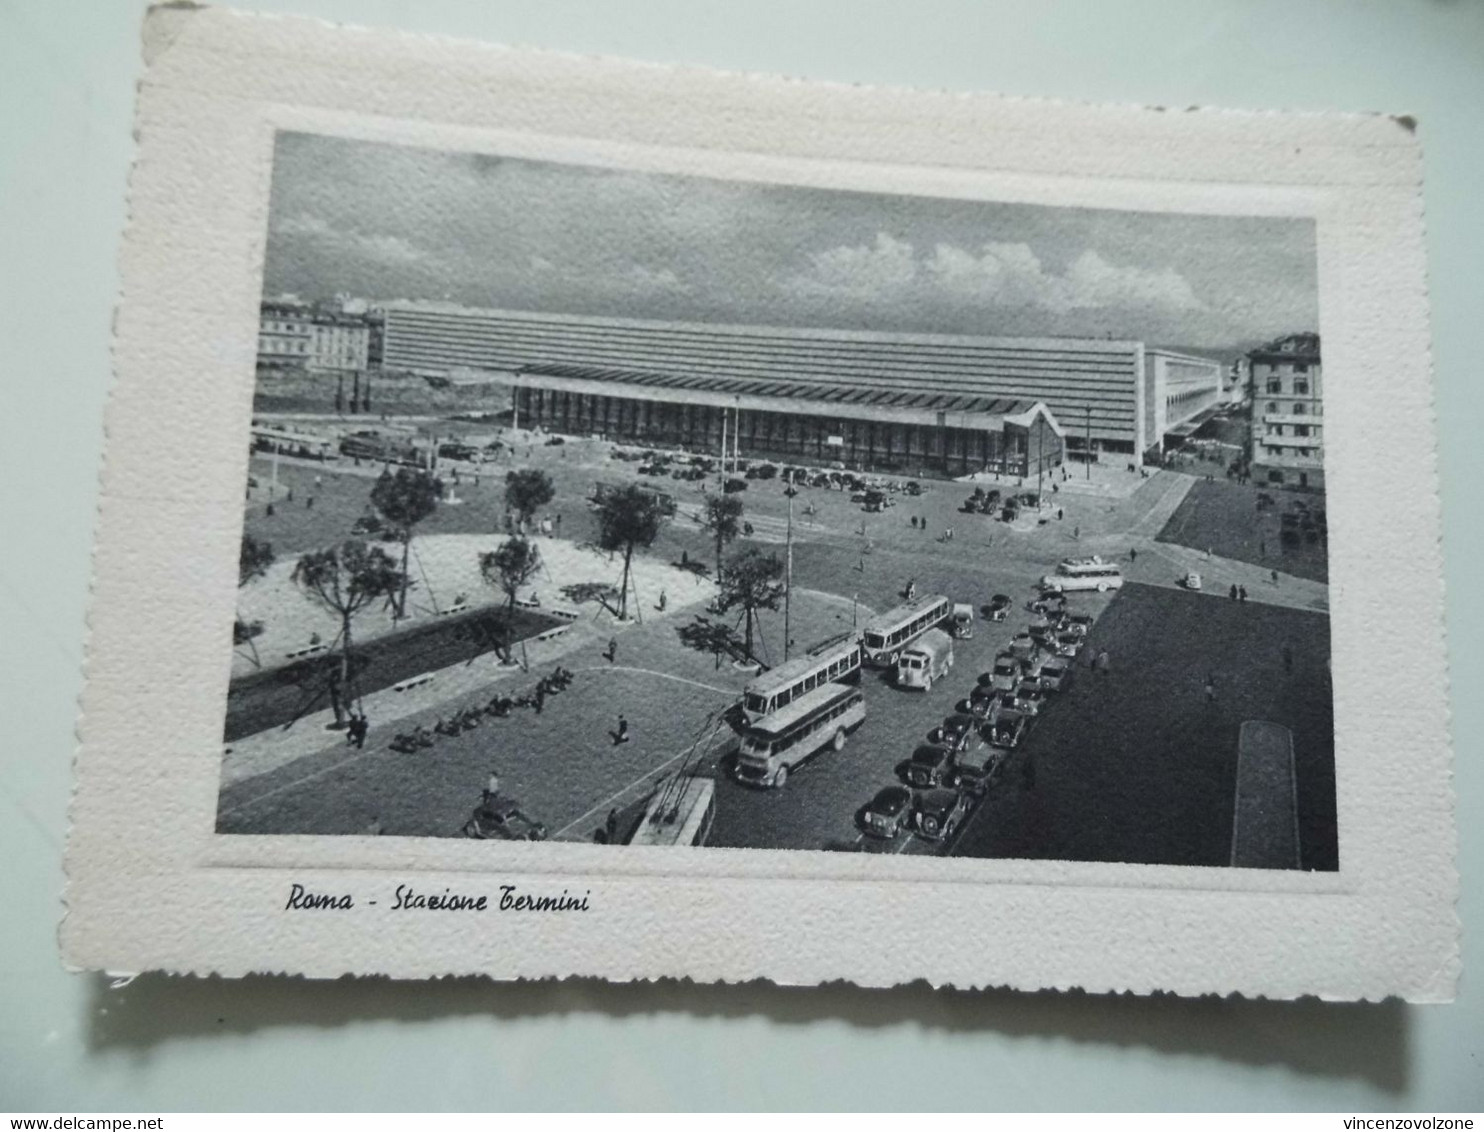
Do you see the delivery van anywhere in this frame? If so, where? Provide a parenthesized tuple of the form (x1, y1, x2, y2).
(895, 628, 954, 691)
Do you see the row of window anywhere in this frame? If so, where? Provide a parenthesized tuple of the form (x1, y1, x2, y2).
(1262, 445, 1317, 459)
(1266, 424, 1316, 438)
(1263, 402, 1319, 416)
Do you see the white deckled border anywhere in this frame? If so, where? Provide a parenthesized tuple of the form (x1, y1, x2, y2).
(62, 5, 1457, 1000)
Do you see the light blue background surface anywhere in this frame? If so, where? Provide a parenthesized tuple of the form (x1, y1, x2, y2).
(1, 0, 1479, 1112)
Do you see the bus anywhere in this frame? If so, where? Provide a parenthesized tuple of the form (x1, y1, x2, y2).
(732, 682, 866, 788)
(740, 633, 861, 722)
(861, 595, 952, 667)
(1040, 556, 1125, 594)
(338, 430, 428, 468)
(628, 775, 717, 847)
(1230, 720, 1301, 870)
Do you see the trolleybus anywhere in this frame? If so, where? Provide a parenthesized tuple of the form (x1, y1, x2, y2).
(740, 633, 861, 722)
(861, 594, 951, 666)
(732, 682, 866, 788)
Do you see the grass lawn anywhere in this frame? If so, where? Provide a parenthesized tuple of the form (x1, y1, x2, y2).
(1158, 477, 1329, 584)
(953, 582, 1337, 870)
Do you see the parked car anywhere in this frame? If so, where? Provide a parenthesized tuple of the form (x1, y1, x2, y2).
(913, 788, 971, 842)
(904, 743, 956, 788)
(860, 785, 915, 839)
(1030, 592, 1068, 617)
(963, 685, 1007, 722)
(1039, 656, 1075, 693)
(929, 713, 981, 755)
(462, 795, 548, 841)
(1066, 613, 1095, 635)
(1182, 571, 1203, 591)
(953, 745, 1005, 797)
(986, 655, 1025, 692)
(987, 708, 1032, 751)
(1053, 631, 1084, 658)
(985, 593, 1013, 622)
(905, 481, 923, 496)
(1009, 632, 1038, 660)
(1011, 679, 1047, 716)
(950, 602, 975, 639)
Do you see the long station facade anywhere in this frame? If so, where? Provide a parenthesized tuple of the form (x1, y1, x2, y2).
(382, 304, 1224, 478)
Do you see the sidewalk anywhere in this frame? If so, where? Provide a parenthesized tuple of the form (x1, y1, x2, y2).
(222, 548, 718, 786)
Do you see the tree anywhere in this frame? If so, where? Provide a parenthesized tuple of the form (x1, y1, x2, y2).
(715, 547, 784, 665)
(234, 534, 275, 668)
(702, 493, 744, 582)
(292, 540, 403, 727)
(369, 466, 442, 619)
(594, 484, 668, 621)
(505, 468, 555, 527)
(478, 537, 543, 663)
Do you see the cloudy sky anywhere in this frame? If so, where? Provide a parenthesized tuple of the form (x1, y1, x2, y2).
(263, 131, 1318, 355)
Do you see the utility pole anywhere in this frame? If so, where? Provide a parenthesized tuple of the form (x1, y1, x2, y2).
(719, 406, 728, 487)
(784, 480, 797, 661)
(1085, 405, 1092, 480)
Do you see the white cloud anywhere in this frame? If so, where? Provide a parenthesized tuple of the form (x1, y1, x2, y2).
(271, 213, 424, 266)
(356, 233, 424, 265)
(626, 264, 686, 292)
(790, 232, 1203, 315)
(788, 232, 918, 300)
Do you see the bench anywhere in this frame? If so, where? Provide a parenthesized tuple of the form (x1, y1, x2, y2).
(392, 672, 437, 693)
(532, 624, 573, 644)
(284, 643, 330, 661)
(436, 604, 471, 618)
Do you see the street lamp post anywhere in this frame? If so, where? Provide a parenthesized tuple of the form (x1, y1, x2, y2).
(1084, 406, 1092, 481)
(784, 480, 797, 662)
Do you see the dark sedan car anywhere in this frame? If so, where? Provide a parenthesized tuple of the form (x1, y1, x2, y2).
(860, 785, 915, 839)
(984, 593, 1013, 622)
(929, 712, 981, 755)
(905, 743, 956, 788)
(913, 788, 971, 842)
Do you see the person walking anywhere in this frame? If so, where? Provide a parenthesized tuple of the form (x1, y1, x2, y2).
(534, 683, 546, 714)
(615, 715, 631, 744)
(1073, 525, 1080, 540)
(1095, 649, 1110, 676)
(1229, 583, 1239, 601)
(484, 768, 501, 801)
(1129, 546, 1138, 563)
(1271, 568, 1280, 586)
(605, 808, 619, 844)
(1204, 672, 1216, 703)
(605, 637, 618, 663)
(658, 589, 668, 612)
(1259, 538, 1266, 557)
(1282, 644, 1294, 674)
(1238, 585, 1248, 602)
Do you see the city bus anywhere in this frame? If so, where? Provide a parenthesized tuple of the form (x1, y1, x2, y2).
(732, 682, 867, 788)
(628, 775, 717, 847)
(861, 594, 952, 666)
(1039, 556, 1125, 594)
(1230, 720, 1301, 870)
(740, 632, 862, 722)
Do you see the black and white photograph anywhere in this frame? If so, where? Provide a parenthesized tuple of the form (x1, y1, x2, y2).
(218, 130, 1336, 869)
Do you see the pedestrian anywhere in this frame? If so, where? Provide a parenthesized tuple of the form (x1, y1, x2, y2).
(1204, 673, 1216, 702)
(1073, 525, 1080, 540)
(1229, 583, 1239, 601)
(1205, 547, 1213, 560)
(1052, 482, 1059, 494)
(1271, 568, 1280, 586)
(534, 684, 546, 714)
(606, 637, 618, 663)
(910, 515, 918, 529)
(365, 816, 383, 836)
(1130, 546, 1138, 563)
(681, 550, 689, 568)
(286, 487, 294, 503)
(615, 715, 630, 744)
(1095, 649, 1110, 676)
(605, 808, 619, 843)
(485, 768, 501, 800)
(1283, 644, 1294, 673)
(1259, 539, 1266, 557)
(306, 495, 315, 509)
(1057, 508, 1064, 521)
(658, 589, 668, 612)
(556, 513, 562, 531)
(905, 578, 917, 601)
(1239, 585, 1248, 602)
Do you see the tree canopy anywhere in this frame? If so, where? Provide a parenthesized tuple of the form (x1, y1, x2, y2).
(369, 466, 442, 537)
(594, 484, 669, 620)
(239, 534, 275, 587)
(715, 547, 785, 664)
(478, 537, 543, 663)
(505, 468, 555, 524)
(703, 493, 744, 582)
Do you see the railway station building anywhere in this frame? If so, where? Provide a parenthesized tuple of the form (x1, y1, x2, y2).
(382, 303, 1224, 478)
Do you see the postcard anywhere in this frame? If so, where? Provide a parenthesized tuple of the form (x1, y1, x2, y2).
(62, 6, 1458, 999)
